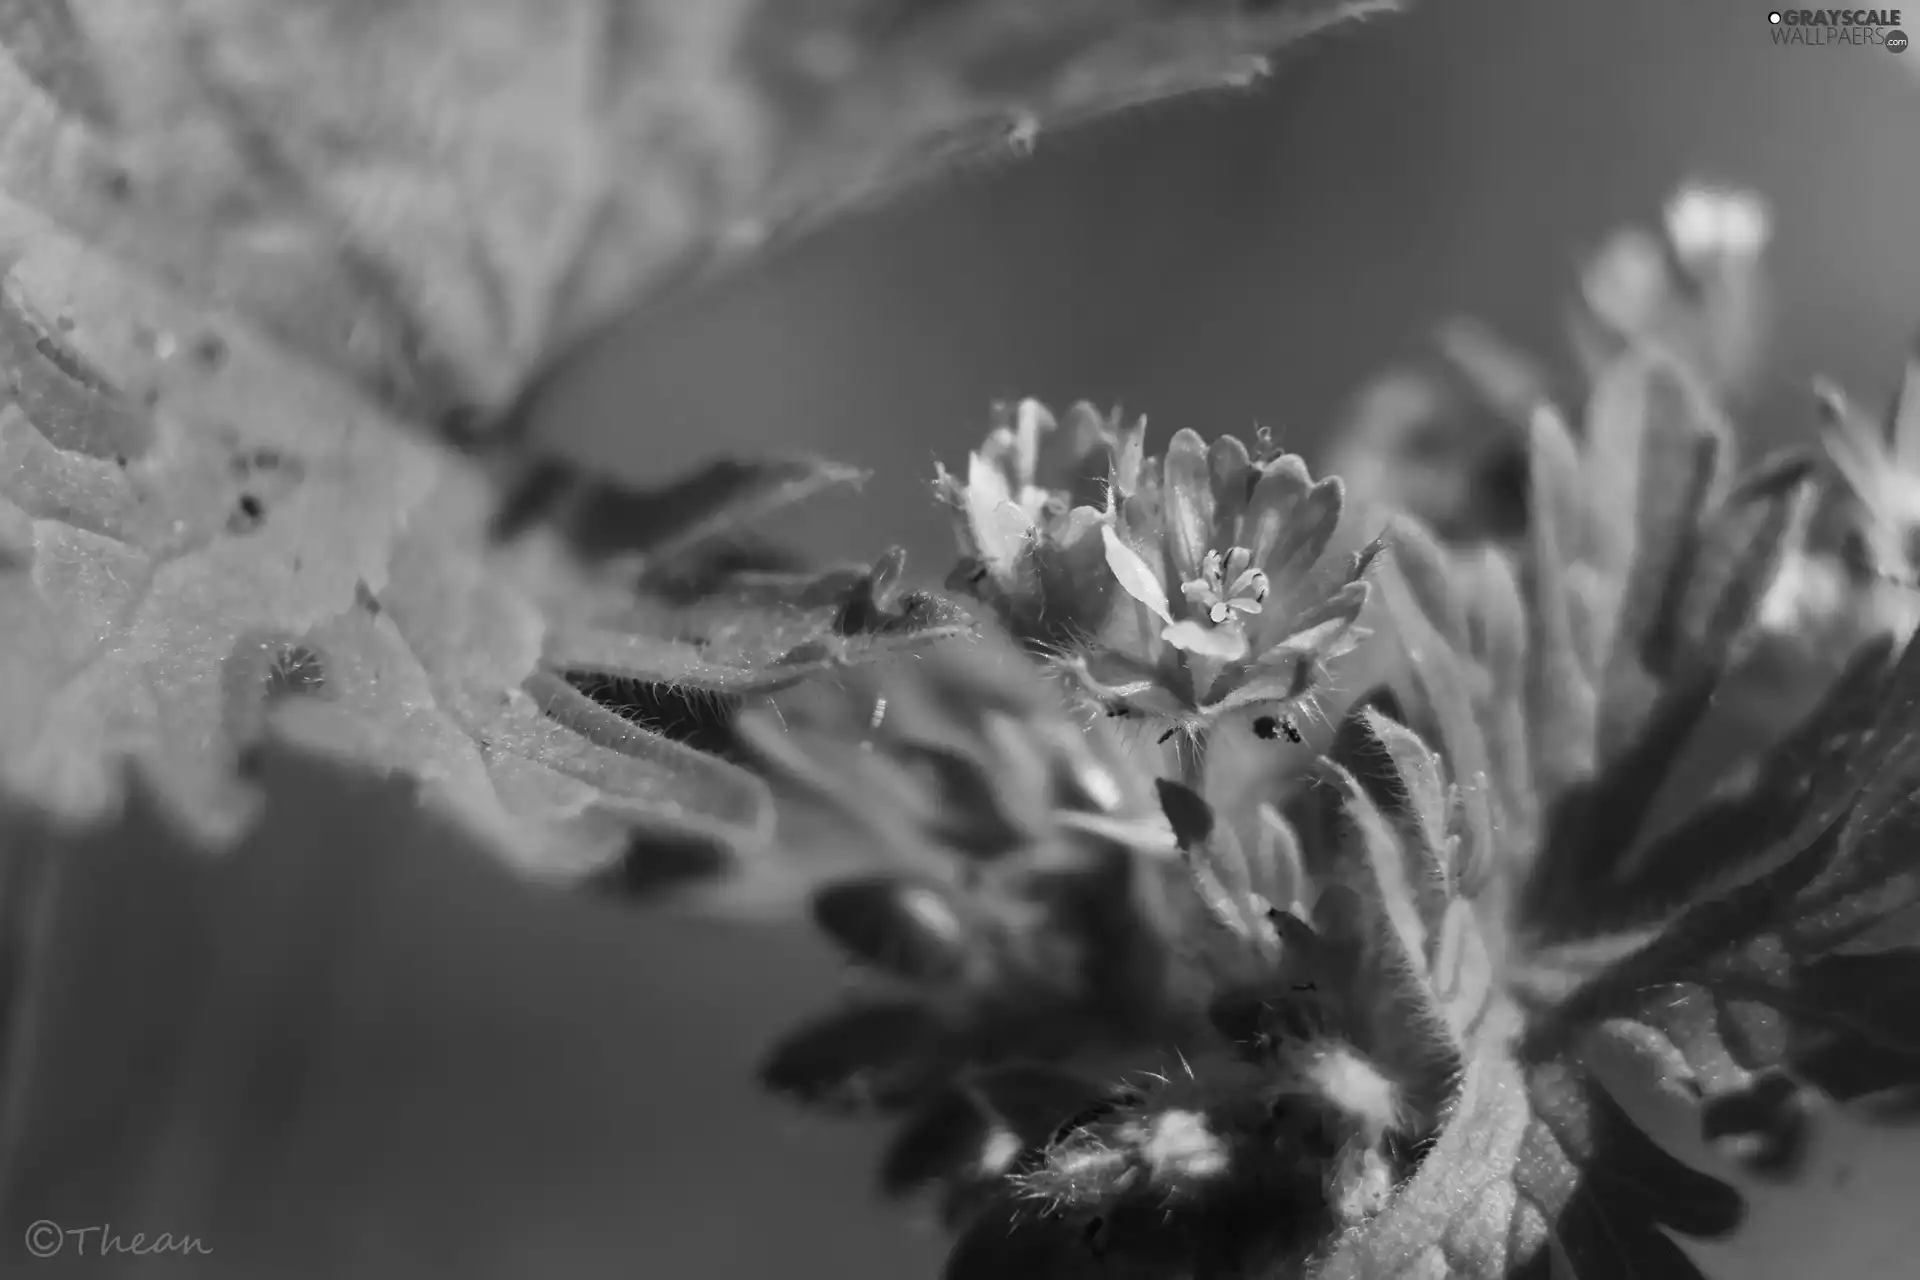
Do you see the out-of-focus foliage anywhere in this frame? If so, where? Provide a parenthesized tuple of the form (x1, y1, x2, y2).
(4, 0, 1396, 885)
(2, 7, 1917, 1279)
(0, 0, 1386, 432)
(0, 201, 963, 875)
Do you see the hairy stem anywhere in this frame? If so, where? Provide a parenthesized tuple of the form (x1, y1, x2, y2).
(1177, 729, 1210, 792)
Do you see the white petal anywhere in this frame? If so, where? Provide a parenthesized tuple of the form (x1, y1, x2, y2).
(1163, 619, 1250, 660)
(966, 451, 1033, 576)
(1102, 523, 1173, 623)
(1014, 399, 1055, 487)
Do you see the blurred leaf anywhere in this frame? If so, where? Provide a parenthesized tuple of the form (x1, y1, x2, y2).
(0, 0, 1393, 436)
(0, 166, 982, 892)
(811, 875, 973, 985)
(490, 454, 867, 561)
(0, 0, 1403, 892)
(760, 1001, 963, 1113)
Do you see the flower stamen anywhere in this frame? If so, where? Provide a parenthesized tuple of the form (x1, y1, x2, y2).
(1182, 547, 1270, 625)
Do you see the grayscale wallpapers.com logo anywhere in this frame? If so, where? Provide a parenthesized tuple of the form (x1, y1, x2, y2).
(1769, 8, 1910, 49)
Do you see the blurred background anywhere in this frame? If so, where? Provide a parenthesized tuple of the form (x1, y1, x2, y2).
(10, 0, 1920, 1276)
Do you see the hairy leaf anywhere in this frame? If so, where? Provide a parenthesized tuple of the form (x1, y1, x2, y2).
(0, 0, 1392, 438)
(0, 188, 981, 890)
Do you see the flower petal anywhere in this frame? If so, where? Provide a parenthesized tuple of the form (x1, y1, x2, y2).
(1265, 579, 1371, 658)
(1162, 618, 1250, 660)
(1240, 454, 1313, 569)
(1162, 428, 1216, 586)
(760, 1001, 959, 1110)
(964, 450, 1033, 579)
(1208, 433, 1255, 527)
(1027, 506, 1119, 641)
(1888, 341, 1920, 474)
(1264, 476, 1345, 595)
(1040, 402, 1111, 490)
(1227, 565, 1266, 600)
(1011, 398, 1053, 488)
(1110, 415, 1148, 500)
(1101, 523, 1173, 623)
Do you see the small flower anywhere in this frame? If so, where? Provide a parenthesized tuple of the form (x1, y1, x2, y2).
(1578, 179, 1773, 399)
(1332, 185, 1777, 565)
(1180, 546, 1269, 625)
(934, 399, 1122, 647)
(1731, 352, 1920, 737)
(1663, 181, 1773, 271)
(1812, 354, 1920, 600)
(944, 337, 1920, 1279)
(1077, 428, 1382, 739)
(939, 404, 1380, 744)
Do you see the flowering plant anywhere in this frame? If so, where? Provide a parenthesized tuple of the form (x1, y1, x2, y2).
(0, 3, 1912, 1275)
(750, 185, 1920, 1279)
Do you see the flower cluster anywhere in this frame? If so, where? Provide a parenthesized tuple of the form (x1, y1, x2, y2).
(938, 400, 1380, 746)
(1325, 181, 1775, 552)
(740, 633, 1211, 1213)
(742, 185, 1920, 1280)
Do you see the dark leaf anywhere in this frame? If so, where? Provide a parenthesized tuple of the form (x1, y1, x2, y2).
(1153, 778, 1214, 850)
(489, 456, 866, 559)
(895, 742, 1028, 860)
(968, 1063, 1110, 1145)
(812, 876, 973, 985)
(585, 829, 734, 902)
(1506, 630, 1920, 1278)
(1700, 1070, 1811, 1179)
(759, 1001, 960, 1113)
(880, 1087, 994, 1199)
(1595, 636, 1896, 925)
(1524, 1059, 1745, 1273)
(1527, 473, 1815, 937)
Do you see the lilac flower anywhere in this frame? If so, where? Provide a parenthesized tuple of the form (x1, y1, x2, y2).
(934, 398, 1120, 648)
(938, 403, 1381, 745)
(1075, 427, 1381, 739)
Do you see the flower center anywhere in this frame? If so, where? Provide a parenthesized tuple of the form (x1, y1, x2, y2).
(1181, 547, 1269, 626)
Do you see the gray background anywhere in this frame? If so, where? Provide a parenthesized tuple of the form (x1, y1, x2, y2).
(14, 0, 1920, 1277)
